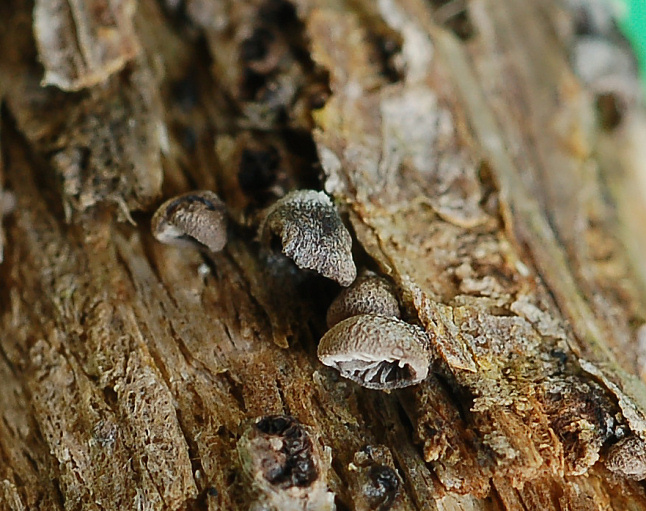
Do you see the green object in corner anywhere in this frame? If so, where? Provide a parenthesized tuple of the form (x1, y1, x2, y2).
(615, 0, 646, 94)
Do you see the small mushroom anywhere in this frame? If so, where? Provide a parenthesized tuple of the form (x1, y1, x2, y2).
(0, 190, 15, 264)
(237, 415, 335, 510)
(0, 190, 16, 215)
(326, 270, 400, 328)
(605, 436, 646, 480)
(318, 314, 431, 390)
(350, 445, 401, 511)
(260, 189, 356, 286)
(151, 191, 227, 252)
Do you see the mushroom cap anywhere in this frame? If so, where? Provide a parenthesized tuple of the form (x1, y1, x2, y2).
(326, 270, 400, 328)
(605, 436, 646, 480)
(318, 314, 431, 390)
(151, 191, 228, 253)
(260, 190, 356, 286)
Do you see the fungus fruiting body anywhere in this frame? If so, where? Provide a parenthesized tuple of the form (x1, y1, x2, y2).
(326, 270, 400, 328)
(605, 436, 646, 480)
(151, 190, 228, 252)
(317, 314, 431, 390)
(260, 189, 356, 286)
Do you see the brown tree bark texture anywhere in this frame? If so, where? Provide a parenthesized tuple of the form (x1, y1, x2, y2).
(1, 0, 646, 509)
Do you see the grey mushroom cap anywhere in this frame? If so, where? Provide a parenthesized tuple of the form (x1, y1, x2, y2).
(151, 191, 228, 253)
(605, 436, 646, 480)
(326, 270, 400, 328)
(260, 190, 356, 287)
(318, 314, 431, 390)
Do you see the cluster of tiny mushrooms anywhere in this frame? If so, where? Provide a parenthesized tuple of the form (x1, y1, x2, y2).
(151, 191, 646, 484)
(152, 189, 433, 390)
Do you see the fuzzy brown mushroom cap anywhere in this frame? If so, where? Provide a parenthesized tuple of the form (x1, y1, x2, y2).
(260, 190, 356, 286)
(318, 314, 431, 390)
(326, 270, 400, 328)
(151, 190, 228, 253)
(605, 436, 646, 480)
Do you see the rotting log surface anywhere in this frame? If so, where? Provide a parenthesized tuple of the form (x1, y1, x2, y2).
(1, 0, 646, 510)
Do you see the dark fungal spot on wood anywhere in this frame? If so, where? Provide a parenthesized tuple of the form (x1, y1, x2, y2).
(237, 415, 335, 509)
(350, 445, 402, 510)
(254, 415, 318, 487)
(366, 465, 400, 510)
(539, 376, 617, 474)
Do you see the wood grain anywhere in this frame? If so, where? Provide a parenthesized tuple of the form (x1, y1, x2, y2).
(1, 0, 646, 509)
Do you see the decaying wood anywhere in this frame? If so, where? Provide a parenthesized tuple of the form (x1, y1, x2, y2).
(0, 118, 9, 263)
(1, 0, 646, 509)
(33, 0, 140, 91)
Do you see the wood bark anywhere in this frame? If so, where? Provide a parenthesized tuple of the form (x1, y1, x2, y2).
(1, 0, 646, 510)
